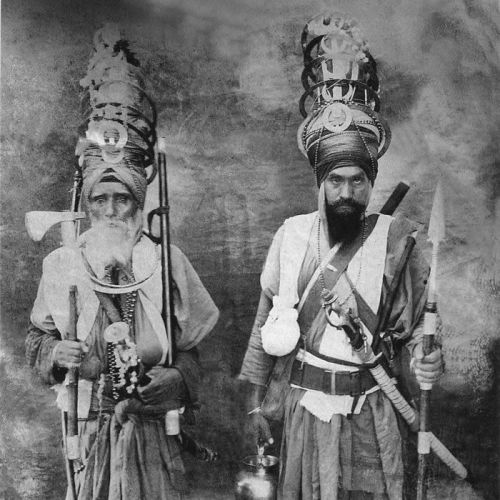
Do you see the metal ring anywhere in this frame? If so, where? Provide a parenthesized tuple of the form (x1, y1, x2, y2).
(86, 120, 128, 148)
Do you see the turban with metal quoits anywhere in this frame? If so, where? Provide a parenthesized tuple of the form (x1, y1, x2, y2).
(297, 14, 391, 186)
(76, 24, 157, 209)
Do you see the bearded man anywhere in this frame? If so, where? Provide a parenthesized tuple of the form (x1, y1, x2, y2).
(239, 16, 443, 500)
(25, 165, 219, 499)
(25, 27, 219, 499)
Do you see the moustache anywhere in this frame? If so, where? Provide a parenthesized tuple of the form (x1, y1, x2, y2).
(327, 198, 366, 214)
(83, 217, 142, 278)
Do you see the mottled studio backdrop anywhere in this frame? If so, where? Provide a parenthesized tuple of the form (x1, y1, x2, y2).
(1, 0, 499, 499)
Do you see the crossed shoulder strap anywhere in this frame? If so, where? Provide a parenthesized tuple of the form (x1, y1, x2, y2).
(297, 214, 380, 335)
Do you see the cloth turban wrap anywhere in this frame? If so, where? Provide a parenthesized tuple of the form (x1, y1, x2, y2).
(306, 127, 379, 186)
(301, 105, 387, 186)
(82, 159, 147, 209)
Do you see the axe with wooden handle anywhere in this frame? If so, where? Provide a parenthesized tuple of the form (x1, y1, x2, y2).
(25, 211, 86, 246)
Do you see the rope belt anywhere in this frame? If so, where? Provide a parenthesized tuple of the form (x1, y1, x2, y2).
(289, 358, 378, 396)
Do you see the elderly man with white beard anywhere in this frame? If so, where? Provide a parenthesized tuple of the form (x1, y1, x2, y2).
(26, 157, 218, 499)
(25, 26, 220, 498)
(25, 162, 219, 499)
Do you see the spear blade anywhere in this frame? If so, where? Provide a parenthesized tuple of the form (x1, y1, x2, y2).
(428, 181, 445, 245)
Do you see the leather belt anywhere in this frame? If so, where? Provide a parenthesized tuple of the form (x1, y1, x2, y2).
(289, 358, 377, 396)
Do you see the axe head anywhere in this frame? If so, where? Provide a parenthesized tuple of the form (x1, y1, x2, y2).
(25, 211, 86, 243)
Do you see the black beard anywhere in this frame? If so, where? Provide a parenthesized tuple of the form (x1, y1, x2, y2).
(325, 199, 366, 243)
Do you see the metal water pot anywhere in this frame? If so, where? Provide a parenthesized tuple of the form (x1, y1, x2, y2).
(235, 448, 279, 500)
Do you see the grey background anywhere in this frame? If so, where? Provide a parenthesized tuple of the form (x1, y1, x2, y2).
(1, 0, 499, 498)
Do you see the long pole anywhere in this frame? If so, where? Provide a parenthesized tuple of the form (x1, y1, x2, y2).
(416, 182, 445, 500)
(157, 138, 179, 434)
(65, 285, 79, 500)
(416, 250, 438, 500)
(157, 138, 175, 364)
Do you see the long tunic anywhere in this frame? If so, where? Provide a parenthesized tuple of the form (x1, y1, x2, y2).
(239, 210, 429, 500)
(26, 236, 219, 499)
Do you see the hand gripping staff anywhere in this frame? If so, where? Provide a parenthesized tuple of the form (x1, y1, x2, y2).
(341, 183, 469, 488)
(344, 289, 468, 483)
(26, 168, 84, 500)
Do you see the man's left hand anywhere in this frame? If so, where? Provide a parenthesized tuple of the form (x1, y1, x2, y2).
(411, 344, 444, 385)
(137, 366, 186, 405)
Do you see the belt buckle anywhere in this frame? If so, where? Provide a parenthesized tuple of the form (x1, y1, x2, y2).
(334, 370, 354, 395)
(322, 369, 335, 394)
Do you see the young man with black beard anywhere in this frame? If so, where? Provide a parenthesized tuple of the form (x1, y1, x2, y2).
(323, 166, 372, 245)
(239, 16, 443, 500)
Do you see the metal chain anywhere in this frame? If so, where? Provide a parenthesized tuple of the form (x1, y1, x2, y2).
(105, 268, 138, 401)
(316, 213, 366, 307)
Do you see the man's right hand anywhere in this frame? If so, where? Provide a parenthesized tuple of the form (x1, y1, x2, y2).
(248, 410, 274, 447)
(246, 383, 274, 447)
(52, 340, 85, 368)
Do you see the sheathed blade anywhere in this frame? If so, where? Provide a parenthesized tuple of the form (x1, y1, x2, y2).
(428, 181, 445, 244)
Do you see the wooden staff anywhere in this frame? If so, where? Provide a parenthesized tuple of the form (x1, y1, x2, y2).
(416, 182, 445, 500)
(64, 285, 79, 500)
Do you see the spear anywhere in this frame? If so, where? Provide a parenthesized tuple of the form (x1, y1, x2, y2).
(416, 181, 446, 500)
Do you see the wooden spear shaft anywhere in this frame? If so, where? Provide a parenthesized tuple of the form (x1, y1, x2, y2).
(416, 182, 445, 500)
(416, 248, 438, 500)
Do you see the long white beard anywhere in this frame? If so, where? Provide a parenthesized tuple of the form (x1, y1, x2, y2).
(83, 212, 142, 280)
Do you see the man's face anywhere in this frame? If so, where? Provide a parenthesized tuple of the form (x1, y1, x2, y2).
(85, 181, 141, 276)
(323, 165, 372, 209)
(323, 165, 372, 243)
(88, 181, 138, 225)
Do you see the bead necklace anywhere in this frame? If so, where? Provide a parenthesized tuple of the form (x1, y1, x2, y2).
(104, 267, 140, 401)
(316, 213, 367, 320)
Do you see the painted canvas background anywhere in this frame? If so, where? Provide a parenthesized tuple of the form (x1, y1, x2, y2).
(1, 0, 499, 498)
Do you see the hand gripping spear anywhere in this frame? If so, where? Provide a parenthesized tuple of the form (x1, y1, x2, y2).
(340, 181, 469, 488)
(416, 182, 445, 500)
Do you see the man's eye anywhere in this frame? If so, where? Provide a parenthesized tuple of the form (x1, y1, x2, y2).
(117, 195, 129, 203)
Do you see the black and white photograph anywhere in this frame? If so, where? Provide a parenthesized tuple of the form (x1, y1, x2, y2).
(1, 1, 499, 499)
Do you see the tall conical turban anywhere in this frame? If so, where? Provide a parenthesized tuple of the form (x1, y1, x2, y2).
(297, 15, 391, 186)
(76, 24, 157, 208)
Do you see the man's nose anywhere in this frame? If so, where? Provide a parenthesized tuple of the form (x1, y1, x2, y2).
(340, 181, 353, 199)
(104, 200, 116, 217)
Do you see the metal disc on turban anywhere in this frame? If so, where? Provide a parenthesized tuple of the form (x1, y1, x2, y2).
(322, 102, 353, 132)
